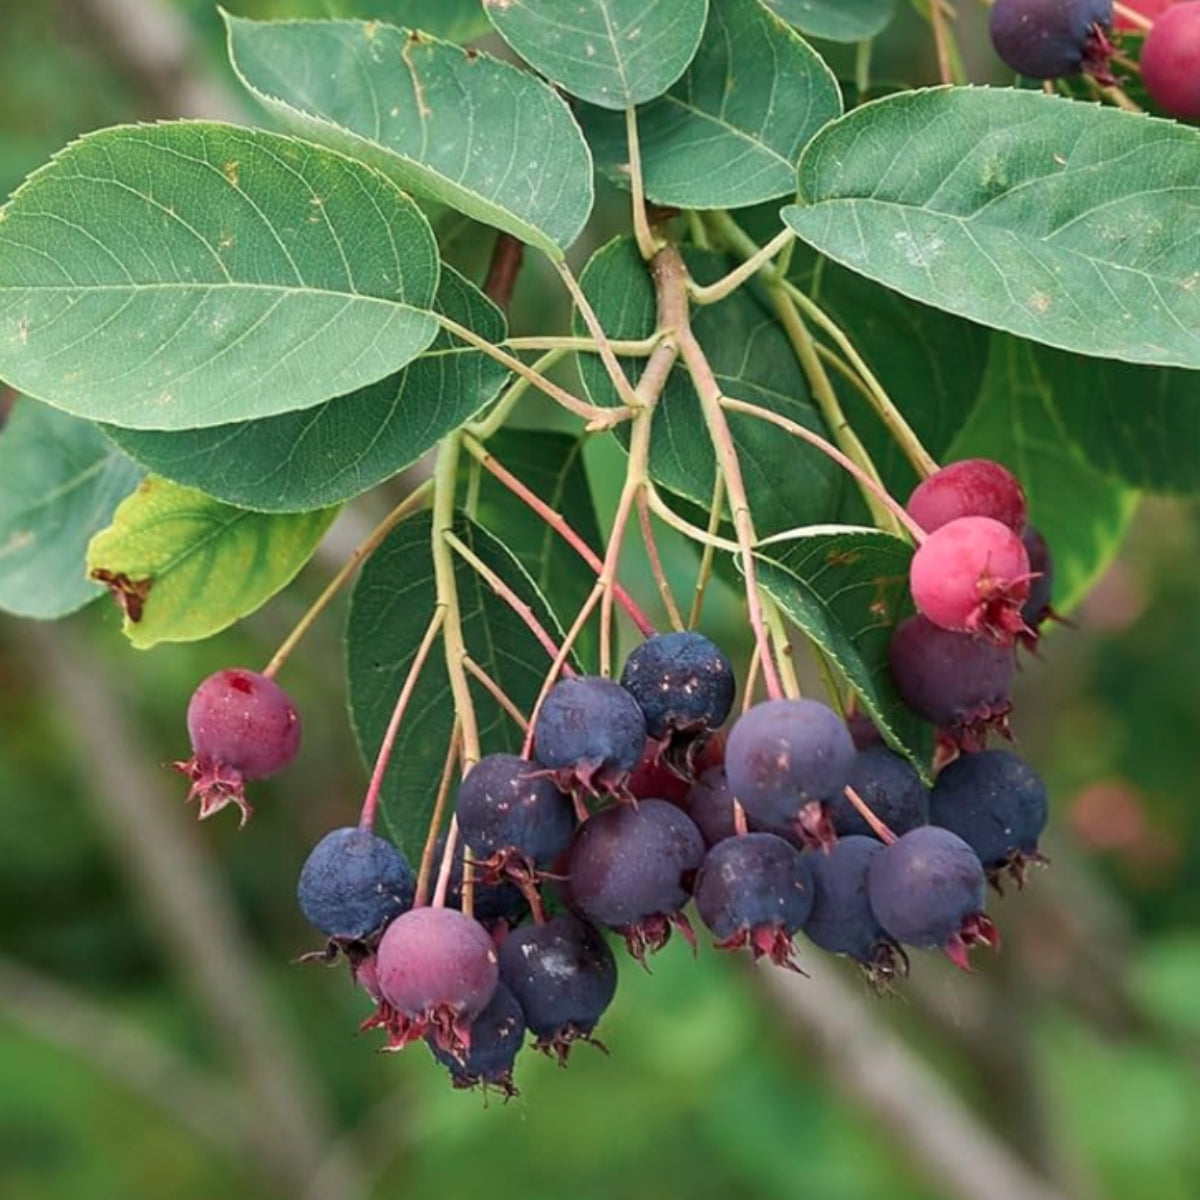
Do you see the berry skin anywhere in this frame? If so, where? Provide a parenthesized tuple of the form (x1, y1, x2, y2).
(889, 615, 1015, 746)
(498, 913, 618, 1062)
(832, 748, 930, 841)
(989, 0, 1115, 83)
(174, 668, 301, 824)
(929, 750, 1049, 887)
(686, 767, 740, 848)
(1116, 0, 1175, 29)
(296, 826, 415, 942)
(724, 699, 856, 849)
(533, 676, 647, 796)
(867, 827, 999, 970)
(627, 744, 693, 806)
(1141, 4, 1200, 120)
(803, 836, 905, 985)
(693, 833, 813, 968)
(910, 516, 1032, 644)
(427, 982, 526, 1098)
(906, 459, 1028, 536)
(368, 906, 499, 1057)
(619, 630, 735, 749)
(565, 799, 705, 961)
(454, 753, 575, 880)
(1020, 526, 1056, 644)
(846, 710, 883, 751)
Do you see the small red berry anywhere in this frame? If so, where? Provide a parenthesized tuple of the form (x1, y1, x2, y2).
(906, 459, 1028, 535)
(1116, 0, 1176, 30)
(1141, 2, 1200, 119)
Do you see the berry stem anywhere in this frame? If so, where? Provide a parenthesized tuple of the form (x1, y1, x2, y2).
(742, 644, 763, 713)
(688, 472, 726, 629)
(461, 433, 656, 637)
(432, 817, 461, 910)
(636, 489, 685, 631)
(656, 244, 784, 700)
(414, 722, 462, 907)
(261, 481, 433, 679)
(467, 348, 567, 441)
(444, 528, 571, 669)
(762, 594, 801, 700)
(358, 608, 447, 834)
(928, 0, 959, 86)
(688, 228, 795, 306)
(719, 396, 927, 544)
(503, 334, 659, 354)
(842, 784, 897, 845)
(732, 799, 749, 838)
(645, 482, 740, 553)
(1084, 75, 1144, 113)
(625, 106, 662, 262)
(463, 656, 529, 731)
(1112, 1, 1152, 30)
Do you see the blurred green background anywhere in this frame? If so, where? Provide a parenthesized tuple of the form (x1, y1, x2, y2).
(2, 3, 1198, 1200)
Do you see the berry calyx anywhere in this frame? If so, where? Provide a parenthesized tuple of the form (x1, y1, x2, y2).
(906, 459, 1028, 536)
(533, 676, 647, 798)
(831, 748, 930, 841)
(366, 906, 499, 1057)
(989, 0, 1116, 84)
(427, 982, 526, 1098)
(693, 833, 813, 968)
(867, 827, 999, 970)
(296, 826, 415, 945)
(910, 516, 1033, 645)
(686, 767, 740, 848)
(434, 833, 529, 933)
(174, 668, 301, 825)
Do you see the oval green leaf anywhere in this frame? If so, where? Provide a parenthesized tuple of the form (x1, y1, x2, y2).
(105, 267, 508, 512)
(785, 88, 1200, 369)
(224, 14, 594, 258)
(485, 0, 709, 109)
(760, 0, 894, 42)
(85, 477, 338, 648)
(580, 0, 841, 208)
(0, 122, 441, 430)
(0, 397, 144, 619)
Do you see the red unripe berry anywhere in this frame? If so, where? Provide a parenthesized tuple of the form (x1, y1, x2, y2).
(1141, 2, 1200, 118)
(910, 517, 1032, 645)
(906, 459, 1027, 535)
(1116, 0, 1176, 30)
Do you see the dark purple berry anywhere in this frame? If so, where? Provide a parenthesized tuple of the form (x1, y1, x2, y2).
(846, 710, 883, 751)
(693, 833, 813, 968)
(368, 906, 499, 1056)
(175, 668, 301, 824)
(889, 615, 1015, 747)
(867, 827, 999, 970)
(454, 753, 575, 879)
(686, 767, 740, 847)
(427, 982, 526, 1097)
(907, 459, 1028, 536)
(296, 826, 415, 942)
(724, 699, 855, 849)
(619, 630, 735, 749)
(533, 675, 647, 796)
(435, 834, 529, 932)
(803, 836, 905, 984)
(990, 0, 1115, 82)
(498, 913, 617, 1062)
(929, 750, 1049, 887)
(565, 799, 704, 961)
(832, 748, 930, 841)
(1020, 526, 1056, 645)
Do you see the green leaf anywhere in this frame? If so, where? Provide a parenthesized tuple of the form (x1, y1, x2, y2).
(784, 88, 1200, 369)
(0, 398, 143, 619)
(753, 527, 933, 773)
(105, 267, 508, 512)
(346, 512, 572, 856)
(225, 14, 594, 258)
(0, 123, 441, 430)
(758, 0, 893, 41)
(85, 477, 338, 648)
(947, 335, 1140, 614)
(575, 238, 849, 534)
(468, 428, 603, 671)
(385, 0, 492, 40)
(580, 0, 841, 208)
(485, 0, 709, 109)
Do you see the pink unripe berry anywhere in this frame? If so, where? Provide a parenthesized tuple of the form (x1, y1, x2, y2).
(910, 517, 1032, 645)
(1141, 2, 1200, 119)
(906, 459, 1027, 535)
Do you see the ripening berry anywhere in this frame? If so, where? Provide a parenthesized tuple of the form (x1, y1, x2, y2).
(686, 767, 740, 848)
(889, 615, 1015, 745)
(174, 668, 302, 825)
(427, 982, 526, 1098)
(906, 459, 1027, 536)
(867, 827, 999, 970)
(1142, 4, 1200, 119)
(990, 0, 1115, 82)
(831, 748, 930, 841)
(627, 744, 692, 806)
(533, 676, 647, 796)
(910, 516, 1032, 644)
(930, 750, 1049, 887)
(296, 826, 415, 942)
(498, 914, 618, 1062)
(369, 906, 499, 1057)
(724, 699, 855, 849)
(565, 799, 705, 961)
(693, 833, 813, 968)
(1116, 0, 1175, 29)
